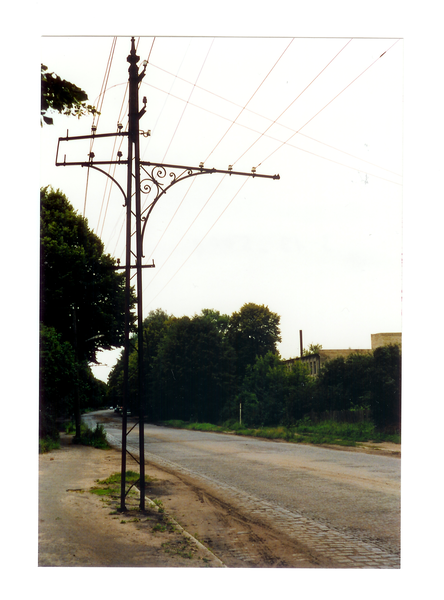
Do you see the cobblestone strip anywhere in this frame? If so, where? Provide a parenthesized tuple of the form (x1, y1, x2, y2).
(104, 427, 400, 569)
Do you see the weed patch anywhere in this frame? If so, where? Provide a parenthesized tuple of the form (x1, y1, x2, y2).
(39, 435, 60, 454)
(71, 422, 110, 449)
(162, 538, 196, 559)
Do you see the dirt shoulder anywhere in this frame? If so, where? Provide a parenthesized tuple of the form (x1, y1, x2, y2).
(38, 434, 224, 567)
(322, 440, 401, 457)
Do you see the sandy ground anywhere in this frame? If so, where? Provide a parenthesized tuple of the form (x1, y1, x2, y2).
(38, 434, 225, 567)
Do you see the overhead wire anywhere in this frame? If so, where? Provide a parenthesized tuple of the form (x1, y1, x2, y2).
(83, 37, 117, 218)
(255, 38, 401, 169)
(143, 39, 217, 261)
(161, 38, 215, 164)
(141, 64, 401, 179)
(99, 38, 153, 254)
(205, 38, 294, 163)
(231, 38, 352, 167)
(143, 38, 295, 292)
(144, 38, 402, 309)
(146, 178, 250, 309)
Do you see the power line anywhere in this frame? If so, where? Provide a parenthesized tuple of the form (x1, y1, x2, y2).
(143, 40, 402, 309)
(256, 39, 401, 169)
(143, 38, 295, 275)
(146, 177, 249, 308)
(145, 176, 226, 291)
(83, 37, 117, 218)
(101, 38, 156, 256)
(205, 38, 294, 163)
(141, 63, 401, 179)
(232, 38, 352, 167)
(161, 39, 215, 163)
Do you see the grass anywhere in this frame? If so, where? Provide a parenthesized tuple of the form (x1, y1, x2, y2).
(161, 538, 196, 559)
(161, 418, 400, 446)
(39, 435, 60, 453)
(91, 470, 152, 501)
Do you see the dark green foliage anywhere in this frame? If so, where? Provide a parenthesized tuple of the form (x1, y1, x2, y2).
(39, 324, 77, 439)
(106, 298, 401, 434)
(153, 312, 235, 422)
(108, 308, 236, 422)
(40, 187, 130, 441)
(74, 423, 109, 449)
(370, 345, 401, 431)
(230, 352, 312, 428)
(41, 64, 99, 125)
(40, 187, 131, 363)
(39, 435, 61, 454)
(313, 346, 401, 432)
(227, 303, 282, 382)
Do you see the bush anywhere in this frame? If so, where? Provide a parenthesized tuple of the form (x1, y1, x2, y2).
(73, 423, 109, 449)
(39, 434, 60, 453)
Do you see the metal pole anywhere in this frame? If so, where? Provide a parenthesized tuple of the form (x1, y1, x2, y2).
(120, 121, 132, 512)
(128, 37, 146, 510)
(119, 41, 139, 512)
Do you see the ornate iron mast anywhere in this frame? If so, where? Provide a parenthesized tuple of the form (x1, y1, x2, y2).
(55, 37, 280, 512)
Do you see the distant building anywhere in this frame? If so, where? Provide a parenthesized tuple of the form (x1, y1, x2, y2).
(371, 332, 402, 350)
(282, 333, 401, 376)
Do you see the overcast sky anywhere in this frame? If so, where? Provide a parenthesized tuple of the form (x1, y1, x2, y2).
(41, 35, 403, 381)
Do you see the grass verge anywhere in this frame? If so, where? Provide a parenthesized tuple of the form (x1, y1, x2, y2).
(161, 418, 400, 446)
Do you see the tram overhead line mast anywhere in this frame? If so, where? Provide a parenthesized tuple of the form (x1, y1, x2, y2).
(55, 37, 280, 511)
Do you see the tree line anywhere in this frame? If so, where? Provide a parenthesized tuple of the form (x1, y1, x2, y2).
(107, 308, 401, 432)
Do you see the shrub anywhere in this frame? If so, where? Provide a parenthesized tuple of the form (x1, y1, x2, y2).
(39, 435, 60, 453)
(74, 423, 109, 449)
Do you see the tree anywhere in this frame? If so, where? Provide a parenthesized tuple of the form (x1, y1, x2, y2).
(229, 352, 312, 427)
(40, 187, 133, 440)
(39, 324, 77, 439)
(227, 303, 282, 382)
(153, 313, 235, 422)
(40, 186, 132, 363)
(304, 343, 323, 355)
(199, 308, 230, 335)
(239, 352, 285, 426)
(41, 64, 99, 126)
(313, 347, 401, 432)
(370, 345, 401, 431)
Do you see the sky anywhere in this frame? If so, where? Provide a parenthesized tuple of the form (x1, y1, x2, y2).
(40, 35, 403, 382)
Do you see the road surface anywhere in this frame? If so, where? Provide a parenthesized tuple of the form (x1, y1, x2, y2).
(85, 411, 400, 568)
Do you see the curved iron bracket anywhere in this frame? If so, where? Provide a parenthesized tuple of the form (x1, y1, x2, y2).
(139, 164, 218, 241)
(81, 164, 128, 206)
(139, 160, 279, 242)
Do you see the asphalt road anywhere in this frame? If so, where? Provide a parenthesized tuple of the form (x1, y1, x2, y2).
(85, 411, 400, 563)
